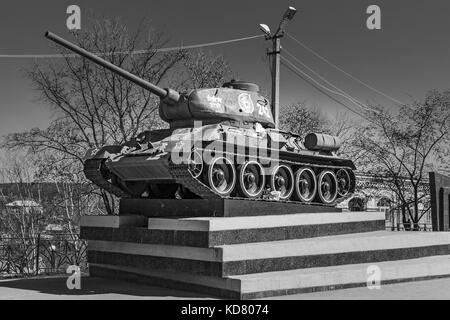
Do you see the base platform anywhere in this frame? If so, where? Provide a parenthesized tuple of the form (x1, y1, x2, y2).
(119, 198, 341, 217)
(80, 207, 450, 299)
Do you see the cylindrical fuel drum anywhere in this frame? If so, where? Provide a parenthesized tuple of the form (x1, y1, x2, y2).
(304, 133, 341, 151)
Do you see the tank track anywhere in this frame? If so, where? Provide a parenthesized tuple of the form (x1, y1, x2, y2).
(84, 149, 355, 206)
(168, 148, 355, 206)
(84, 158, 130, 198)
(169, 162, 222, 200)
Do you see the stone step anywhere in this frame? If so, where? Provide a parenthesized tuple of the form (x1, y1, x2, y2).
(219, 231, 450, 276)
(89, 254, 450, 299)
(81, 211, 386, 247)
(86, 231, 450, 277)
(233, 254, 450, 299)
(218, 231, 450, 262)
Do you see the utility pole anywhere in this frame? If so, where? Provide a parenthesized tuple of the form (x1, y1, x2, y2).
(269, 36, 281, 130)
(260, 7, 297, 129)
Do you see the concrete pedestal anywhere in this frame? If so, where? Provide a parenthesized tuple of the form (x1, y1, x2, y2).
(119, 198, 341, 217)
(80, 206, 450, 299)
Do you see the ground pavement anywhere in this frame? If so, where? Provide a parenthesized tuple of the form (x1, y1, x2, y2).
(0, 276, 449, 300)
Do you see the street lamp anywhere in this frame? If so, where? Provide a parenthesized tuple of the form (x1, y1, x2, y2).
(259, 6, 297, 129)
(259, 24, 271, 36)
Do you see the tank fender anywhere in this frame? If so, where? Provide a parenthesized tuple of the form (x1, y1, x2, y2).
(83, 145, 124, 160)
(166, 124, 222, 144)
(201, 125, 223, 141)
(267, 130, 287, 148)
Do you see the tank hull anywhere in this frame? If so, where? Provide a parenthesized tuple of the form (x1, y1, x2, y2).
(84, 131, 356, 206)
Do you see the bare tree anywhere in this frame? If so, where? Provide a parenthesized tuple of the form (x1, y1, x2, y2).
(354, 90, 450, 229)
(279, 102, 328, 137)
(279, 103, 363, 162)
(33, 150, 104, 241)
(2, 18, 185, 213)
(327, 112, 367, 164)
(17, 19, 184, 146)
(0, 153, 43, 241)
(2, 17, 235, 215)
(0, 151, 100, 240)
(181, 50, 235, 89)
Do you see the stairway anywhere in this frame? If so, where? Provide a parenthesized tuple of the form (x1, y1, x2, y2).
(80, 210, 450, 299)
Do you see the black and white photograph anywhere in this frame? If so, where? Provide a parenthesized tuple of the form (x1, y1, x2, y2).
(0, 0, 449, 309)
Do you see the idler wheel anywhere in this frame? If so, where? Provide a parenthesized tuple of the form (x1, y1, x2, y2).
(317, 170, 338, 204)
(237, 161, 265, 198)
(188, 149, 203, 179)
(294, 167, 317, 203)
(270, 165, 294, 200)
(205, 156, 236, 196)
(336, 169, 351, 197)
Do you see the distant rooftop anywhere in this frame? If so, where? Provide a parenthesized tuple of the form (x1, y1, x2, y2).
(442, 166, 450, 176)
(5, 200, 41, 208)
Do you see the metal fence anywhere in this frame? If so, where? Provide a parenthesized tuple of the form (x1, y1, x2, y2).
(385, 223, 433, 232)
(0, 234, 87, 278)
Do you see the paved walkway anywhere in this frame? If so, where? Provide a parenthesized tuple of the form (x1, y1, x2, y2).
(0, 275, 211, 300)
(0, 276, 449, 300)
(267, 278, 450, 300)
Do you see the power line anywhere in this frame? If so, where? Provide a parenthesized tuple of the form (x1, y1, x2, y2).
(283, 48, 378, 114)
(286, 33, 404, 105)
(281, 56, 365, 116)
(281, 56, 370, 121)
(0, 34, 264, 59)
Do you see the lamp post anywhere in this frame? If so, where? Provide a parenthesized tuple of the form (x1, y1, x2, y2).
(259, 6, 297, 129)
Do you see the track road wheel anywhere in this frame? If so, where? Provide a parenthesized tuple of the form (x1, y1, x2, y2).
(317, 170, 338, 204)
(205, 156, 236, 197)
(237, 161, 265, 198)
(336, 169, 351, 197)
(188, 149, 203, 179)
(270, 165, 294, 200)
(294, 167, 317, 203)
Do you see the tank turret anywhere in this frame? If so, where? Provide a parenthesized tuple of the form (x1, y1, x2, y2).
(45, 32, 275, 128)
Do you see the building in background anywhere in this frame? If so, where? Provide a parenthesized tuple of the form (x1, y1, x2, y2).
(5, 200, 42, 214)
(338, 173, 432, 230)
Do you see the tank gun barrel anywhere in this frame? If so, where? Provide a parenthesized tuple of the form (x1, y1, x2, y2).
(44, 31, 180, 103)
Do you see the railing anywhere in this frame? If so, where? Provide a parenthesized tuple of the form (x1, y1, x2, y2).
(385, 223, 433, 232)
(0, 234, 87, 278)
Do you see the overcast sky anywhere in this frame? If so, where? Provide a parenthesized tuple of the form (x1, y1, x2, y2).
(1, 0, 450, 137)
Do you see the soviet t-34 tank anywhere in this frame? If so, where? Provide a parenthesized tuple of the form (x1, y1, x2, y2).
(45, 31, 356, 206)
